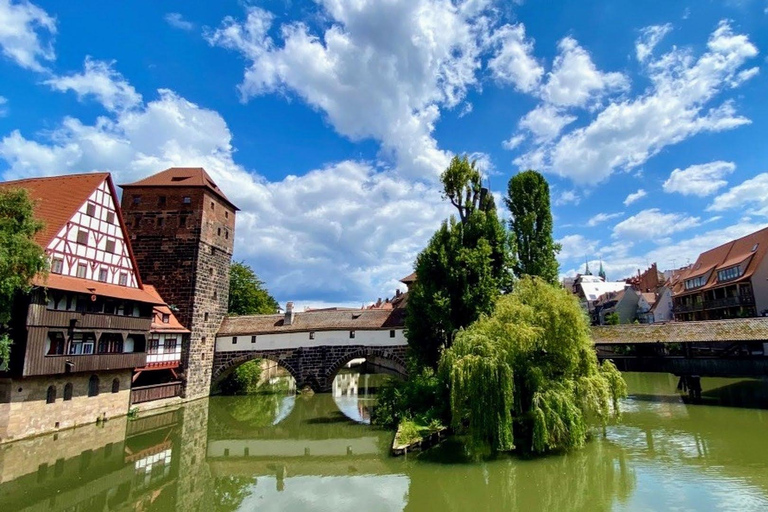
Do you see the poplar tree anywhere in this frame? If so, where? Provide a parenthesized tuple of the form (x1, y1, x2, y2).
(0, 188, 46, 371)
(506, 170, 561, 284)
(406, 155, 514, 369)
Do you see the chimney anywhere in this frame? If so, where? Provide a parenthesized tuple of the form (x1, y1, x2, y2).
(285, 302, 295, 326)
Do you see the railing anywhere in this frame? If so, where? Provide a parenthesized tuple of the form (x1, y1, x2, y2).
(27, 306, 151, 331)
(704, 296, 755, 309)
(130, 381, 182, 404)
(673, 302, 704, 313)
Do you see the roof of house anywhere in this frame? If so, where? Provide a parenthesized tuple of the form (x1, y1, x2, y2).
(673, 225, 768, 296)
(0, 172, 110, 247)
(31, 273, 162, 305)
(578, 278, 628, 302)
(120, 167, 239, 211)
(400, 272, 417, 284)
(641, 292, 657, 305)
(144, 285, 190, 333)
(218, 308, 406, 336)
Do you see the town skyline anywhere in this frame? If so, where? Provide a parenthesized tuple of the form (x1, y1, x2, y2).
(1, 0, 768, 307)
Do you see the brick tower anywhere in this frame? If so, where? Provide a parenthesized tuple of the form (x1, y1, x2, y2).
(120, 168, 238, 399)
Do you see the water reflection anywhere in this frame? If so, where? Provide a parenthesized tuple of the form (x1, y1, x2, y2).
(332, 370, 390, 424)
(2, 374, 768, 511)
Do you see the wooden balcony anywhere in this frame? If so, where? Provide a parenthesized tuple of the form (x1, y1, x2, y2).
(673, 302, 704, 314)
(24, 351, 148, 376)
(26, 307, 151, 331)
(704, 295, 755, 309)
(130, 382, 182, 404)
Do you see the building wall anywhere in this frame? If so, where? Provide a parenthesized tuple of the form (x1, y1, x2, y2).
(751, 254, 768, 316)
(0, 370, 131, 443)
(653, 288, 674, 322)
(215, 328, 406, 352)
(121, 186, 235, 400)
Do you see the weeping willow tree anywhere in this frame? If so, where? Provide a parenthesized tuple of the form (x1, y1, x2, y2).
(441, 276, 626, 454)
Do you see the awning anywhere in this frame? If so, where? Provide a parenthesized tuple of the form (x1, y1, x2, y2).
(32, 274, 164, 305)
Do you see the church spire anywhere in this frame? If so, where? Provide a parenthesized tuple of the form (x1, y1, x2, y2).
(598, 260, 606, 280)
(584, 258, 592, 276)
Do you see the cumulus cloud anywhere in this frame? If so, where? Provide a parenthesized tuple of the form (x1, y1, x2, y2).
(554, 189, 580, 206)
(708, 173, 768, 215)
(612, 208, 700, 240)
(0, 82, 450, 303)
(206, 1, 492, 179)
(516, 21, 759, 184)
(557, 234, 599, 262)
(502, 133, 525, 150)
(518, 103, 576, 143)
(587, 211, 623, 227)
(663, 160, 735, 196)
(0, 95, 7, 116)
(164, 12, 194, 31)
(44, 57, 142, 112)
(0, 0, 56, 71)
(635, 23, 672, 62)
(487, 23, 543, 93)
(623, 188, 646, 206)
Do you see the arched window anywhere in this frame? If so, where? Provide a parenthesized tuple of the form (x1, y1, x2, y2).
(111, 378, 120, 393)
(63, 383, 73, 401)
(46, 385, 56, 404)
(88, 375, 99, 397)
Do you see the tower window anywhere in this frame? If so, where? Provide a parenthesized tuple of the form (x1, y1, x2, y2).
(182, 196, 191, 204)
(180, 216, 187, 228)
(76, 230, 89, 245)
(204, 312, 209, 322)
(132, 195, 141, 205)
(225, 211, 229, 219)
(217, 227, 221, 236)
(158, 196, 166, 207)
(225, 230, 229, 240)
(86, 203, 96, 217)
(157, 217, 165, 228)
(213, 291, 218, 301)
(211, 201, 215, 210)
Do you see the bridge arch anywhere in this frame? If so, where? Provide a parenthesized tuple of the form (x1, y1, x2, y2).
(323, 347, 408, 387)
(210, 352, 300, 393)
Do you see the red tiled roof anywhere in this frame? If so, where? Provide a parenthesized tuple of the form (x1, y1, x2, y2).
(673, 225, 768, 296)
(144, 285, 190, 333)
(31, 274, 163, 305)
(400, 272, 417, 284)
(218, 308, 406, 336)
(120, 167, 239, 211)
(0, 173, 109, 247)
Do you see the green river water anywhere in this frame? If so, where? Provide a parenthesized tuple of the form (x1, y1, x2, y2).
(3, 371, 768, 511)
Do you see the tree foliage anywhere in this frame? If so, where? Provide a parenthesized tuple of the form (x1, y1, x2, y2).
(0, 188, 46, 371)
(506, 170, 561, 284)
(228, 261, 279, 316)
(441, 277, 627, 454)
(406, 155, 514, 368)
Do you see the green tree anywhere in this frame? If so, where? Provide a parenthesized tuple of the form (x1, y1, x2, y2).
(441, 277, 626, 454)
(604, 312, 620, 325)
(406, 155, 514, 369)
(228, 261, 279, 316)
(505, 170, 561, 284)
(0, 188, 46, 371)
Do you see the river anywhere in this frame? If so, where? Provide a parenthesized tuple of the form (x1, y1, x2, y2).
(2, 372, 768, 511)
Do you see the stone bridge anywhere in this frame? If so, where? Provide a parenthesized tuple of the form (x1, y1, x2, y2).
(211, 344, 408, 393)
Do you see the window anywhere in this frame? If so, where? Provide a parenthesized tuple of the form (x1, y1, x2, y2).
(76, 230, 89, 245)
(106, 211, 115, 224)
(157, 217, 165, 228)
(111, 379, 120, 394)
(684, 276, 706, 290)
(213, 291, 218, 301)
(63, 383, 73, 401)
(47, 331, 66, 355)
(211, 201, 215, 210)
(349, 330, 355, 339)
(225, 211, 229, 219)
(204, 312, 209, 322)
(119, 273, 128, 286)
(179, 216, 187, 228)
(105, 240, 116, 253)
(225, 230, 229, 240)
(390, 330, 396, 338)
(132, 195, 141, 205)
(97, 333, 123, 354)
(717, 266, 743, 282)
(158, 196, 166, 207)
(86, 203, 96, 217)
(166, 336, 178, 352)
(69, 333, 95, 355)
(46, 385, 56, 404)
(251, 335, 256, 344)
(98, 268, 108, 282)
(148, 336, 160, 354)
(88, 375, 99, 397)
(76, 263, 87, 279)
(51, 258, 63, 274)
(182, 196, 191, 204)
(309, 331, 315, 340)
(217, 227, 221, 236)
(232, 336, 238, 345)
(162, 313, 170, 323)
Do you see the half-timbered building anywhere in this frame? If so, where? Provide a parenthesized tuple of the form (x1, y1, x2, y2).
(0, 173, 162, 442)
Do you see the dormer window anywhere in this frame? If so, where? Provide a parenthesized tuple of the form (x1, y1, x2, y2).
(684, 276, 706, 290)
(162, 313, 170, 324)
(717, 266, 743, 283)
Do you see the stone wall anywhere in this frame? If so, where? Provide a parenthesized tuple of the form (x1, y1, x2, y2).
(174, 397, 214, 512)
(0, 370, 132, 443)
(591, 317, 768, 344)
(212, 345, 408, 392)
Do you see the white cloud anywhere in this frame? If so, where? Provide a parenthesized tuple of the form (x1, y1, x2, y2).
(623, 188, 646, 206)
(554, 189, 580, 206)
(663, 160, 735, 196)
(557, 234, 598, 262)
(612, 208, 700, 240)
(487, 23, 543, 93)
(636, 23, 672, 63)
(0, 95, 7, 116)
(164, 12, 194, 31)
(518, 103, 576, 143)
(502, 133, 525, 150)
(207, 1, 492, 179)
(516, 21, 759, 184)
(44, 57, 142, 112)
(587, 211, 623, 227)
(0, 84, 451, 304)
(541, 36, 629, 108)
(708, 173, 768, 215)
(0, 0, 56, 71)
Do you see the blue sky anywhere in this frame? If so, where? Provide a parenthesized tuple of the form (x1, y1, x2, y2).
(1, 0, 768, 307)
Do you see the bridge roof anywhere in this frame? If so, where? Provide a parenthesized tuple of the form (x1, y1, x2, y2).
(219, 308, 405, 336)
